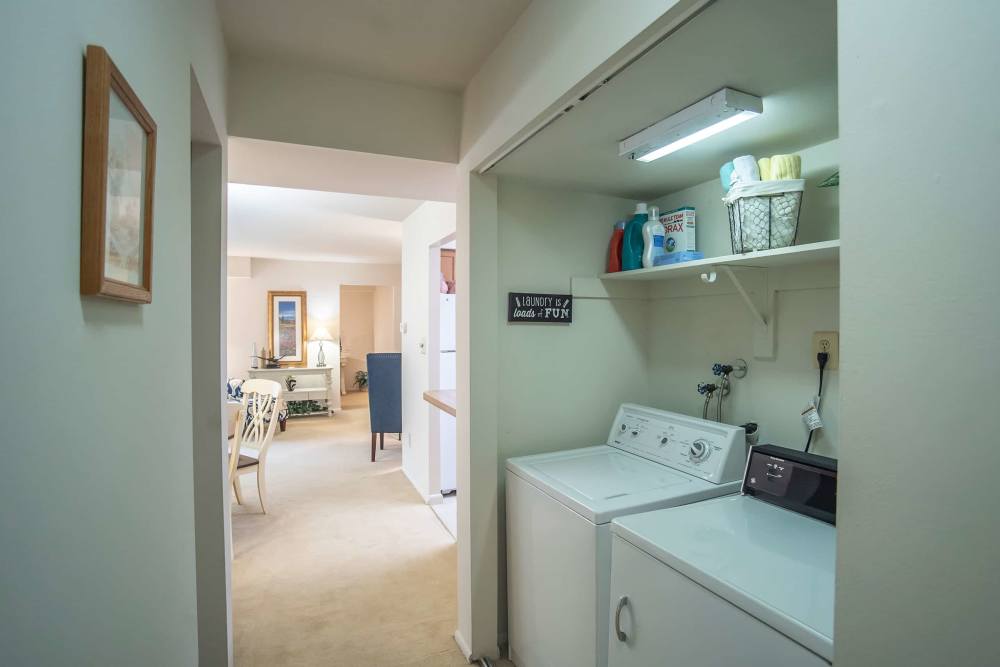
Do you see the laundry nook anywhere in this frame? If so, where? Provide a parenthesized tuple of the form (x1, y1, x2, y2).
(3, 0, 997, 665)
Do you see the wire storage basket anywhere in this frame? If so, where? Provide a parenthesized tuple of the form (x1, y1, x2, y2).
(725, 180, 804, 253)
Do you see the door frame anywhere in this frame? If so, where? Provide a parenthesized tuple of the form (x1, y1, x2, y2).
(427, 232, 457, 502)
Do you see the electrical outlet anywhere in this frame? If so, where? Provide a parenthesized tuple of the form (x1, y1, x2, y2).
(812, 331, 839, 370)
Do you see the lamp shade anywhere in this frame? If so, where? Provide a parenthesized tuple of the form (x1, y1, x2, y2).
(309, 326, 334, 342)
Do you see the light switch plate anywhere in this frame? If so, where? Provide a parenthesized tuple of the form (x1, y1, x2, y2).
(812, 331, 839, 370)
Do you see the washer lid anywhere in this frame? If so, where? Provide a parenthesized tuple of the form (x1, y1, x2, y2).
(506, 446, 738, 524)
(532, 448, 691, 498)
(611, 495, 835, 662)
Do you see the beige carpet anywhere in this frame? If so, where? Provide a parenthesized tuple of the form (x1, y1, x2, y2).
(232, 392, 470, 666)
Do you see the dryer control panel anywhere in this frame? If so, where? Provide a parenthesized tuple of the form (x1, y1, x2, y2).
(607, 404, 746, 484)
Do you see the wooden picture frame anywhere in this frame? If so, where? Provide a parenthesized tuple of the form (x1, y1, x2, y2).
(267, 291, 308, 367)
(81, 45, 157, 303)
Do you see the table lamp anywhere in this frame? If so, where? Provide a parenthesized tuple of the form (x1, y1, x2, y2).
(309, 327, 335, 367)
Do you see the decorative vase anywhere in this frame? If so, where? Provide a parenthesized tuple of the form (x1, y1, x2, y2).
(285, 375, 297, 392)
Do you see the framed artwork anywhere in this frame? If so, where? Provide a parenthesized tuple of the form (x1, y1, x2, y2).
(80, 45, 157, 303)
(267, 291, 308, 367)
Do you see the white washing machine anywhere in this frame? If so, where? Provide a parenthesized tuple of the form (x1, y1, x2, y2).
(607, 444, 837, 666)
(505, 404, 746, 667)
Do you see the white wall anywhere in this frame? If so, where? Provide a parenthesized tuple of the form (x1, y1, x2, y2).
(228, 56, 462, 163)
(400, 202, 457, 501)
(836, 2, 1000, 665)
(229, 138, 459, 203)
(497, 180, 652, 458)
(373, 285, 400, 352)
(190, 118, 231, 667)
(648, 268, 840, 456)
(226, 257, 401, 410)
(0, 1, 227, 663)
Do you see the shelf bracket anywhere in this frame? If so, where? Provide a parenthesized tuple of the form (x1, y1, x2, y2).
(719, 266, 766, 327)
(716, 265, 776, 360)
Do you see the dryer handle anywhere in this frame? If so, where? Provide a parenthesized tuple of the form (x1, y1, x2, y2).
(614, 595, 629, 642)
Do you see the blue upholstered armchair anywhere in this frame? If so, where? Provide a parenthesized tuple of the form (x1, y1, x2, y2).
(366, 353, 401, 462)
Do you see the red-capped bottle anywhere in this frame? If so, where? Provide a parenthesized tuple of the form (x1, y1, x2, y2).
(607, 220, 625, 273)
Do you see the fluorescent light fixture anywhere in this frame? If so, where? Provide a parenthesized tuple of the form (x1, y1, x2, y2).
(619, 88, 762, 162)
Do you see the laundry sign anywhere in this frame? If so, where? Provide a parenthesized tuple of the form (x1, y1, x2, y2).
(507, 292, 572, 324)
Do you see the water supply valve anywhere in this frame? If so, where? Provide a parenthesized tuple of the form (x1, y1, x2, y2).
(712, 363, 733, 377)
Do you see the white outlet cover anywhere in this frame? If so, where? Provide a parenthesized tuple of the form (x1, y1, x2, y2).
(812, 331, 839, 370)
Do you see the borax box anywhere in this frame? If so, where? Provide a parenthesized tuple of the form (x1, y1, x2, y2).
(660, 207, 696, 253)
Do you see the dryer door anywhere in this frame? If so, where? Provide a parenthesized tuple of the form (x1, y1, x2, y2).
(608, 535, 830, 667)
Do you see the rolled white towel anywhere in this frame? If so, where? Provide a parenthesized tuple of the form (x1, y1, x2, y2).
(730, 155, 760, 186)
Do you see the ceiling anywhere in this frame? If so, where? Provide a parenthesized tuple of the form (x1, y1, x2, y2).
(216, 0, 531, 91)
(228, 184, 423, 264)
(491, 0, 838, 200)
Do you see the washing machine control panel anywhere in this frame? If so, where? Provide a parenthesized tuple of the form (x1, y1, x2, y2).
(608, 404, 746, 484)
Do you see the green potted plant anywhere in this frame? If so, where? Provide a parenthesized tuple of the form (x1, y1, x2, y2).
(353, 370, 369, 392)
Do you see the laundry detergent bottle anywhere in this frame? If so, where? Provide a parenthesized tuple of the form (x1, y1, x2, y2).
(642, 205, 664, 268)
(621, 203, 648, 271)
(607, 220, 625, 273)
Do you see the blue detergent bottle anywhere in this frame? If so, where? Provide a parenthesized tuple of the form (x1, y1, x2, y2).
(621, 203, 648, 271)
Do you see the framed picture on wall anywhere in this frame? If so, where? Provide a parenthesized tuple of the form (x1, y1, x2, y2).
(80, 45, 157, 303)
(267, 291, 308, 367)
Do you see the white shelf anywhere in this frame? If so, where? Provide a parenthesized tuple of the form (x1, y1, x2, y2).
(599, 240, 840, 282)
(248, 366, 334, 373)
(284, 388, 328, 396)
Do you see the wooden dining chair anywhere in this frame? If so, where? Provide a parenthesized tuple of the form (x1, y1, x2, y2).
(229, 378, 282, 513)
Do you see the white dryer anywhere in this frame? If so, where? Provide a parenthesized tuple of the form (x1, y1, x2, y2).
(607, 444, 837, 666)
(505, 404, 746, 667)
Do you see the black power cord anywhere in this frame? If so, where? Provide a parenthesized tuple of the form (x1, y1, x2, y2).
(804, 351, 830, 453)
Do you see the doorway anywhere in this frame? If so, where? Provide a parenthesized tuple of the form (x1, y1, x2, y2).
(339, 284, 400, 396)
(190, 71, 230, 666)
(224, 142, 462, 664)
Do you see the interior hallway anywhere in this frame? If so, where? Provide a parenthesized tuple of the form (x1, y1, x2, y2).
(231, 392, 466, 666)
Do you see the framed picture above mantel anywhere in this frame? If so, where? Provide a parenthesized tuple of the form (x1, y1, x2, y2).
(267, 291, 308, 367)
(80, 45, 157, 303)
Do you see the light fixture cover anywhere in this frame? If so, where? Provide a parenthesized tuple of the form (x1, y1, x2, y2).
(619, 88, 763, 162)
(309, 326, 334, 342)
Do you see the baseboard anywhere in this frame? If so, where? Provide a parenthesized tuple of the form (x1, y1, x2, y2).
(401, 465, 443, 505)
(453, 630, 473, 661)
